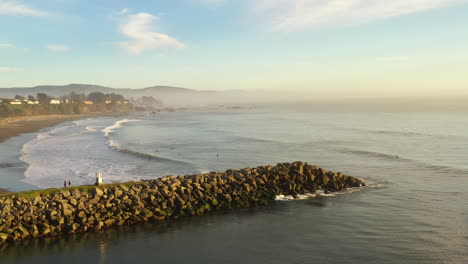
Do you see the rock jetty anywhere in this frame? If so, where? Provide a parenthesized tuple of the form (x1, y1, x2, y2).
(0, 162, 365, 245)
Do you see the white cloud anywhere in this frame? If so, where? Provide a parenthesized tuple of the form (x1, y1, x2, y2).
(252, 0, 468, 32)
(0, 67, 19, 72)
(0, 43, 15, 48)
(47, 44, 71, 52)
(116, 12, 185, 55)
(0, 0, 49, 17)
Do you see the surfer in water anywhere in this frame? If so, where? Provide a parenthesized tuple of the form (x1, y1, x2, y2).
(396, 154, 399, 159)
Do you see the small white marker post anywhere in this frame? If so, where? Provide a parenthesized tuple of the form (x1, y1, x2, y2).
(95, 172, 103, 186)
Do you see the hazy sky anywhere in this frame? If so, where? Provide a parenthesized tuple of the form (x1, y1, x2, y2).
(1, 0, 467, 97)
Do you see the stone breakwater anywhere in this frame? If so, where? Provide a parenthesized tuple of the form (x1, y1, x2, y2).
(0, 162, 365, 245)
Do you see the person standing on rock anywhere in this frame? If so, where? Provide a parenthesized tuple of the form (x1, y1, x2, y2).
(68, 180, 71, 187)
(64, 180, 67, 188)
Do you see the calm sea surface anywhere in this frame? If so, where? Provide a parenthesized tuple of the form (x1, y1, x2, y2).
(0, 106, 466, 263)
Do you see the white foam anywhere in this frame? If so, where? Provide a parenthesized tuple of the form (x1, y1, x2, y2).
(19, 118, 142, 189)
(107, 139, 123, 151)
(85, 126, 99, 132)
(276, 193, 319, 201)
(275, 186, 368, 201)
(102, 119, 141, 137)
(47, 124, 76, 135)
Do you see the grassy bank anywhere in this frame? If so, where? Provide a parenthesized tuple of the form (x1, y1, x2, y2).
(0, 182, 140, 199)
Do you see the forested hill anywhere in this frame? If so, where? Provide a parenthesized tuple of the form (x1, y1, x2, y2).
(0, 84, 232, 107)
(0, 92, 133, 118)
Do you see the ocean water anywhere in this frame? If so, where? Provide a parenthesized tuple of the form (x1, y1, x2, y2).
(0, 107, 467, 263)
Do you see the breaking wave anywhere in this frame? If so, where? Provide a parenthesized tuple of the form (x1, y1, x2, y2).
(275, 180, 384, 201)
(103, 119, 191, 166)
(102, 119, 142, 137)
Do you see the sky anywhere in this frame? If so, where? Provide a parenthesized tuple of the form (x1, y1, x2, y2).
(0, 0, 468, 97)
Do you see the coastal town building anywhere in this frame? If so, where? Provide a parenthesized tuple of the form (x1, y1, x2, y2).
(10, 99, 22, 105)
(49, 99, 61, 105)
(83, 100, 94, 105)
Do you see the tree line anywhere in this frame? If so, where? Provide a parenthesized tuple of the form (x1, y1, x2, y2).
(0, 92, 133, 118)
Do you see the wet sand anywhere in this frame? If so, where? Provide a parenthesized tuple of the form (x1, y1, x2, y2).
(0, 113, 128, 144)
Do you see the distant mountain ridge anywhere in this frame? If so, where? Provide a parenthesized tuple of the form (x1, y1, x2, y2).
(0, 84, 197, 98)
(0, 84, 252, 106)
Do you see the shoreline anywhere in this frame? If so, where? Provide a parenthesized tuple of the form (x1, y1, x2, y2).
(0, 112, 130, 144)
(0, 112, 131, 193)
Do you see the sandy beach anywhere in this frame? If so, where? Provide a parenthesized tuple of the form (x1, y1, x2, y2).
(0, 113, 128, 144)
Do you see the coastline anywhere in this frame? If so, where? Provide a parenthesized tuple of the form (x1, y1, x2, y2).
(0, 112, 130, 144)
(0, 112, 131, 193)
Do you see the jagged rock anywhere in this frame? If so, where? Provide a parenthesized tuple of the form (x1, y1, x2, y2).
(69, 198, 78, 206)
(114, 188, 123, 198)
(77, 211, 86, 218)
(40, 224, 51, 235)
(0, 232, 9, 242)
(88, 197, 100, 204)
(16, 226, 30, 237)
(29, 225, 39, 237)
(32, 196, 42, 206)
(322, 175, 330, 186)
(62, 206, 73, 216)
(92, 188, 104, 197)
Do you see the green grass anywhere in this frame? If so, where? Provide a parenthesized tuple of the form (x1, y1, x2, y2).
(0, 181, 143, 199)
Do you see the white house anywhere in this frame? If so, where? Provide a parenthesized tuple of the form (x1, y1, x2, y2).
(10, 99, 22, 105)
(83, 100, 93, 105)
(50, 99, 61, 105)
(27, 100, 39, 105)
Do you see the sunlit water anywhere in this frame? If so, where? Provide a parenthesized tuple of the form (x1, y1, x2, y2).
(0, 107, 466, 263)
